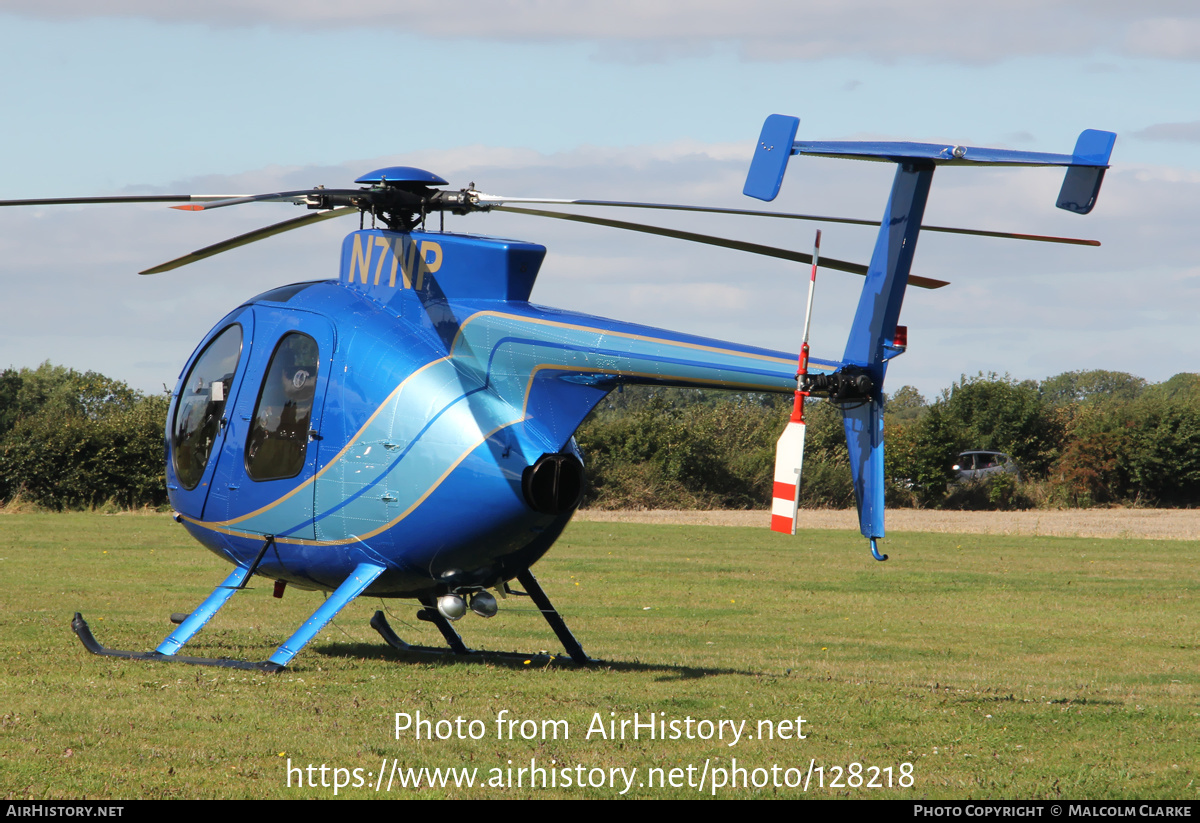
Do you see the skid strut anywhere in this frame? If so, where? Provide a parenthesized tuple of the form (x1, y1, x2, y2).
(417, 604, 472, 655)
(515, 569, 590, 665)
(370, 568, 595, 665)
(73, 559, 387, 671)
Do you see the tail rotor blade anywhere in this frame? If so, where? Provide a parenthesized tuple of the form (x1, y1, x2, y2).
(771, 421, 807, 535)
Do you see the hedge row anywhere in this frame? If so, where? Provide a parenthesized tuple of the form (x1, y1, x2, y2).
(3, 363, 1197, 511)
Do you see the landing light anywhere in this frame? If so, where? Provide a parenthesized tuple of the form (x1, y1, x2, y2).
(437, 594, 467, 621)
(470, 591, 498, 619)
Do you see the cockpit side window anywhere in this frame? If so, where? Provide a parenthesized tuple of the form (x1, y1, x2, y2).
(245, 332, 319, 481)
(172, 324, 243, 490)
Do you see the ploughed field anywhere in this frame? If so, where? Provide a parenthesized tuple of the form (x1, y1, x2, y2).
(576, 508, 1200, 540)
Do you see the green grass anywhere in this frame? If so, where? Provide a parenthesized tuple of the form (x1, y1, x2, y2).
(1, 513, 1196, 799)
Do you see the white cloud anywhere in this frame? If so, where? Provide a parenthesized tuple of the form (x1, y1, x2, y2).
(1134, 121, 1200, 143)
(4, 1, 1200, 63)
(2, 137, 1196, 399)
(1124, 15, 1200, 60)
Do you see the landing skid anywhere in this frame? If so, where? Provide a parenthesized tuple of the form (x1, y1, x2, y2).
(371, 569, 597, 666)
(370, 611, 590, 667)
(73, 564, 594, 670)
(72, 560, 387, 673)
(72, 613, 283, 672)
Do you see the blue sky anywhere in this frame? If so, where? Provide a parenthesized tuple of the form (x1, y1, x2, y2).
(1, 2, 1197, 400)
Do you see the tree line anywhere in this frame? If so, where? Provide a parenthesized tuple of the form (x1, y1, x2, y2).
(575, 369, 1200, 510)
(1, 362, 1197, 511)
(0, 363, 169, 510)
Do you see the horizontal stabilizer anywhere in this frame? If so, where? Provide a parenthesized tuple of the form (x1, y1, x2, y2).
(749, 119, 1117, 172)
(791, 136, 1113, 169)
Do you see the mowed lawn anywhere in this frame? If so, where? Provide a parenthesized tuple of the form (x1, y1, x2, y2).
(1, 513, 1195, 800)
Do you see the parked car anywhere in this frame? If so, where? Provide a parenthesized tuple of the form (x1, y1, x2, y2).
(952, 450, 1022, 483)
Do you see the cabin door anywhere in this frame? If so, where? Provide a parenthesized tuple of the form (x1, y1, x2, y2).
(203, 307, 335, 541)
(167, 309, 255, 521)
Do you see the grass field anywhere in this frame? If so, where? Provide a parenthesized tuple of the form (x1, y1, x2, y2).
(1, 513, 1196, 800)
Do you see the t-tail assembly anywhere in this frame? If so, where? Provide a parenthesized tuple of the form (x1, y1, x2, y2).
(747, 114, 1115, 561)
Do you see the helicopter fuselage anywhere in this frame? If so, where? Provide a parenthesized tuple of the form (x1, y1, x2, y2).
(166, 228, 806, 601)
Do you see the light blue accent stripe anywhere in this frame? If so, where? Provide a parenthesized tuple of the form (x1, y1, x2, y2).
(232, 311, 802, 541)
(281, 384, 491, 536)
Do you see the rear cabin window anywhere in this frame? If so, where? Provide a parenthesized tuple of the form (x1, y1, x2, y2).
(245, 333, 319, 481)
(172, 324, 243, 490)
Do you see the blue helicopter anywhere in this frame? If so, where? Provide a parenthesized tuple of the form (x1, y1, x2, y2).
(1, 115, 1114, 670)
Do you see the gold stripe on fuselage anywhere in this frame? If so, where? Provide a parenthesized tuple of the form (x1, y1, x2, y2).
(187, 309, 796, 540)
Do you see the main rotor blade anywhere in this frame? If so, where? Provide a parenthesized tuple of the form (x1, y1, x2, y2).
(0, 194, 247, 207)
(479, 196, 1099, 247)
(493, 205, 950, 290)
(170, 189, 366, 211)
(139, 207, 357, 274)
